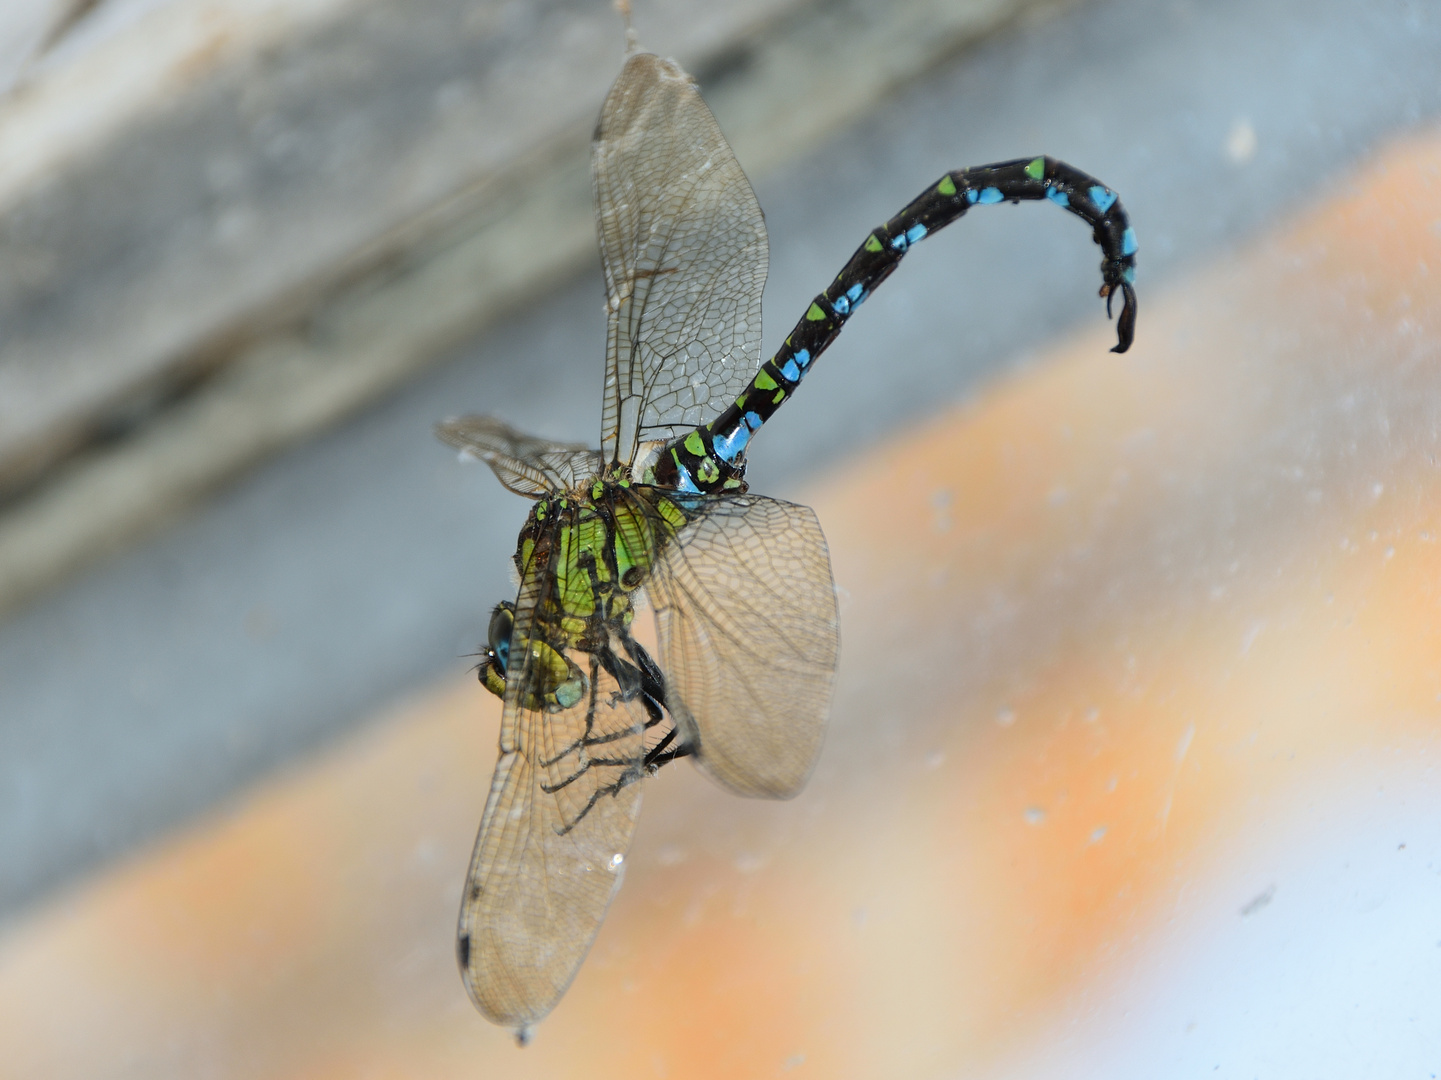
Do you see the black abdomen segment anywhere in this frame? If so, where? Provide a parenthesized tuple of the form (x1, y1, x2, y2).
(654, 156, 1138, 493)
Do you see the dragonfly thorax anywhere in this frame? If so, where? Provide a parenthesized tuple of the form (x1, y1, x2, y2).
(481, 482, 688, 709)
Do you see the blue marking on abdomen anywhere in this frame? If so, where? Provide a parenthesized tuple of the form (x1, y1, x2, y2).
(744, 411, 762, 430)
(831, 294, 851, 315)
(712, 423, 751, 464)
(905, 222, 927, 244)
(966, 189, 979, 204)
(1089, 186, 1117, 212)
(673, 460, 701, 493)
(792, 350, 812, 370)
(845, 283, 866, 307)
(1121, 227, 1138, 256)
(1045, 187, 1069, 208)
(780, 358, 801, 382)
(977, 187, 1003, 204)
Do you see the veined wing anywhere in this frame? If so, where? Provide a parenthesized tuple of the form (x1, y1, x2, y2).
(646, 493, 839, 798)
(457, 531, 651, 1031)
(438, 415, 602, 497)
(593, 52, 767, 468)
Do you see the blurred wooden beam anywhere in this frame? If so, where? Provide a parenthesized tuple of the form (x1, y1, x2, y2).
(0, 0, 1056, 617)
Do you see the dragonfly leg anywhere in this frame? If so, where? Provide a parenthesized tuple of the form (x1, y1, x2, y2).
(538, 652, 652, 835)
(540, 751, 647, 796)
(593, 636, 667, 728)
(620, 635, 693, 770)
(535, 650, 641, 766)
(643, 726, 690, 771)
(620, 635, 668, 726)
(549, 731, 649, 833)
(550, 766, 646, 837)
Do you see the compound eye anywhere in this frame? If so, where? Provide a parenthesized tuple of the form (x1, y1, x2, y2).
(487, 601, 515, 671)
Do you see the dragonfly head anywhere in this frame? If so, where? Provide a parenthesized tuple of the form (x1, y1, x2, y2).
(477, 599, 588, 711)
(478, 601, 514, 700)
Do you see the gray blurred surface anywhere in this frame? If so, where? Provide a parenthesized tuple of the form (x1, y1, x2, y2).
(1, 0, 1438, 919)
(0, 0, 800, 492)
(0, 0, 1037, 620)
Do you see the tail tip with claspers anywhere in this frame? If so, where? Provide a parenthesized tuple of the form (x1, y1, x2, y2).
(1103, 278, 1137, 354)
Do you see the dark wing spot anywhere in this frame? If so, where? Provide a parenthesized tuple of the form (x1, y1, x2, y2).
(457, 932, 471, 970)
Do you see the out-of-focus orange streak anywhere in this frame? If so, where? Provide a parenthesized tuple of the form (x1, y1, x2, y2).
(2, 133, 1438, 1079)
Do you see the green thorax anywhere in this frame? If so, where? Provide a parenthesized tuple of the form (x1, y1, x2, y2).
(515, 479, 690, 648)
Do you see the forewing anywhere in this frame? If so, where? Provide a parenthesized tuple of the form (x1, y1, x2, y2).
(457, 554, 650, 1029)
(648, 494, 839, 798)
(438, 415, 602, 496)
(593, 52, 768, 466)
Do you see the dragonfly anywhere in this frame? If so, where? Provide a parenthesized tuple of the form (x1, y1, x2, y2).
(438, 47, 1136, 1041)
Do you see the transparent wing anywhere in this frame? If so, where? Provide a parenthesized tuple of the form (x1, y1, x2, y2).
(457, 548, 651, 1030)
(647, 493, 839, 798)
(593, 52, 768, 467)
(438, 415, 602, 497)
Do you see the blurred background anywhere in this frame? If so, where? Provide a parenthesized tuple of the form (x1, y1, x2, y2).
(1, 0, 1439, 1075)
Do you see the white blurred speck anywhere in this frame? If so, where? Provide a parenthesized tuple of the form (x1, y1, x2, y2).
(923, 749, 945, 770)
(734, 852, 763, 874)
(1024, 806, 1047, 825)
(1090, 826, 1109, 844)
(1176, 723, 1196, 763)
(1225, 118, 1257, 163)
(996, 706, 1016, 727)
(609, 853, 624, 870)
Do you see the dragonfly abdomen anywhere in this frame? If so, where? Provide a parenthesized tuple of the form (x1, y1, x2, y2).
(654, 155, 1138, 495)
